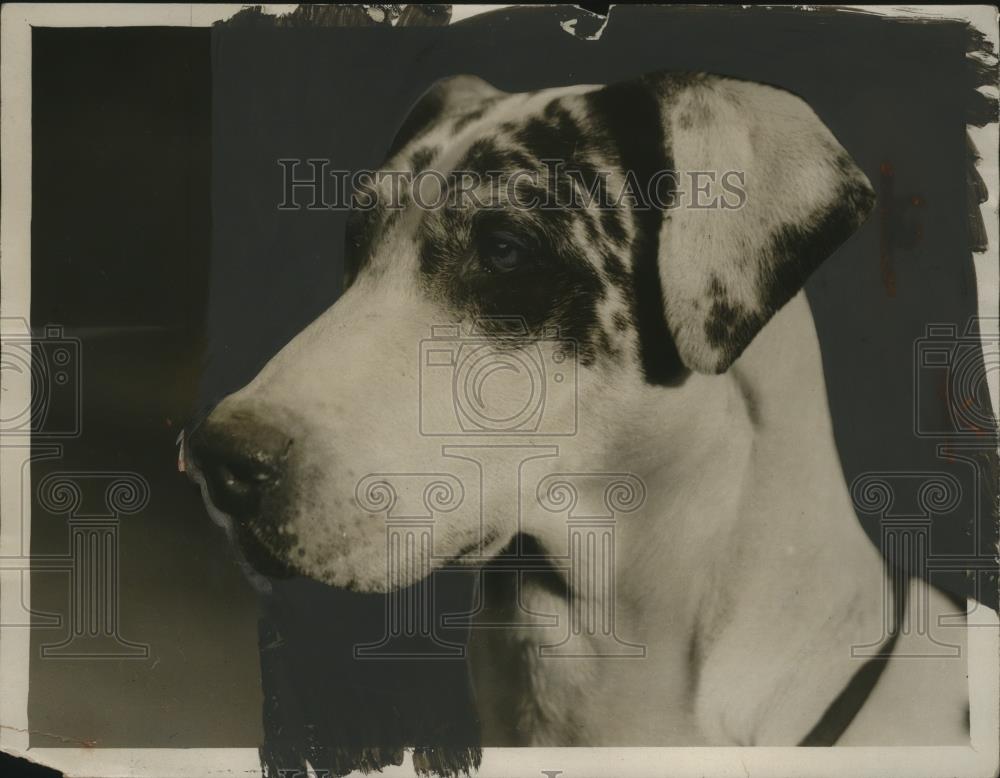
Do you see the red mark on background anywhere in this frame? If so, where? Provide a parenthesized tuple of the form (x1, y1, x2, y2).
(961, 395, 990, 437)
(879, 162, 896, 297)
(936, 372, 949, 408)
(911, 194, 925, 243)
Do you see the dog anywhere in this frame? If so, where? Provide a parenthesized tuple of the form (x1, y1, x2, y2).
(185, 71, 972, 749)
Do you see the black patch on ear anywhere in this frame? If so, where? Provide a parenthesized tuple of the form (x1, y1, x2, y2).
(704, 275, 762, 360)
(759, 163, 875, 319)
(704, 157, 875, 368)
(587, 79, 687, 386)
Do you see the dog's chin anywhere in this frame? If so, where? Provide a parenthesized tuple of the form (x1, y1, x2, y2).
(290, 530, 511, 595)
(234, 524, 298, 580)
(186, 466, 296, 590)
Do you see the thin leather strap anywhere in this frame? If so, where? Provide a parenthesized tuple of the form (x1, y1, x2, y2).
(798, 574, 908, 747)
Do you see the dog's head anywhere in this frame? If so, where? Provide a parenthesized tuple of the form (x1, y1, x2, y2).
(186, 72, 874, 591)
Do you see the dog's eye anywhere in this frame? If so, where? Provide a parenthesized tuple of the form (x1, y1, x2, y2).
(479, 232, 525, 274)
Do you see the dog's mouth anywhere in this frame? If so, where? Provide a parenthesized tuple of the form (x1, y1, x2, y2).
(181, 433, 297, 589)
(445, 530, 504, 567)
(180, 430, 512, 590)
(233, 522, 297, 580)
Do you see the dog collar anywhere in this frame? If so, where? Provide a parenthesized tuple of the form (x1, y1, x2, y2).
(797, 574, 908, 747)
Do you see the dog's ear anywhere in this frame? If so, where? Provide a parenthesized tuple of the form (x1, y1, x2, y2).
(386, 75, 505, 159)
(638, 74, 875, 374)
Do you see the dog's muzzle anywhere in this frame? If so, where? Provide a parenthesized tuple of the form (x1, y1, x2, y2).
(185, 410, 297, 578)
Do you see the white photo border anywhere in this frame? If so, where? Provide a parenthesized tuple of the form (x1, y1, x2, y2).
(1, 4, 997, 777)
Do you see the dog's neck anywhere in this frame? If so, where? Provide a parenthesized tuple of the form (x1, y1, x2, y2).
(507, 293, 889, 745)
(684, 296, 889, 744)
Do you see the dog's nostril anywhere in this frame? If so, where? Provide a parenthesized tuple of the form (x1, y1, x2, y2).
(187, 416, 291, 519)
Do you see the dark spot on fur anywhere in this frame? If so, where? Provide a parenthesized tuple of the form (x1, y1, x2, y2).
(704, 277, 761, 358)
(701, 157, 875, 370)
(563, 161, 612, 210)
(596, 328, 622, 361)
(602, 253, 630, 291)
(612, 311, 630, 332)
(763, 171, 874, 317)
(600, 207, 627, 246)
(581, 209, 603, 246)
(694, 146, 874, 372)
(459, 139, 536, 178)
(708, 275, 725, 299)
(452, 99, 500, 133)
(409, 146, 438, 174)
(515, 106, 588, 165)
(453, 109, 485, 133)
(418, 202, 607, 363)
(759, 168, 874, 321)
(587, 78, 687, 386)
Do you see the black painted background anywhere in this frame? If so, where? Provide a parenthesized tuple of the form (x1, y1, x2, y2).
(30, 27, 261, 748)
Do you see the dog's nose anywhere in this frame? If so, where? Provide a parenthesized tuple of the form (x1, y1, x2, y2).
(186, 413, 292, 519)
